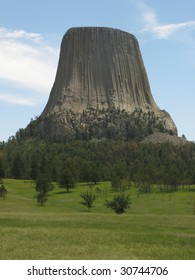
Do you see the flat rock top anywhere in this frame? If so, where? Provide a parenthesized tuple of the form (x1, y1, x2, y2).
(65, 26, 136, 38)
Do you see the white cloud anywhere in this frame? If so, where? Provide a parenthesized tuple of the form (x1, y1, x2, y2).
(0, 27, 59, 105)
(136, 1, 195, 39)
(0, 27, 42, 42)
(0, 92, 36, 106)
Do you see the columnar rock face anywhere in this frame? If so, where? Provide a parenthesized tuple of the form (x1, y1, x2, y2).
(34, 27, 177, 141)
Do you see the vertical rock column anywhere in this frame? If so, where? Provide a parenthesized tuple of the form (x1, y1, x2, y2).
(40, 27, 177, 138)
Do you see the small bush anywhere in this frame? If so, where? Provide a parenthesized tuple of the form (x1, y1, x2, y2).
(105, 193, 132, 214)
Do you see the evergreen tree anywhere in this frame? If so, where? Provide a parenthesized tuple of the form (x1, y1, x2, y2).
(80, 190, 96, 212)
(59, 169, 76, 193)
(35, 173, 53, 206)
(0, 158, 5, 178)
(11, 154, 25, 179)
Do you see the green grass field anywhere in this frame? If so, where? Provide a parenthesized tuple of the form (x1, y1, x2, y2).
(0, 179, 195, 260)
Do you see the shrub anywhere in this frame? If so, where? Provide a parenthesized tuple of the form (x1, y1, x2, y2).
(105, 193, 132, 214)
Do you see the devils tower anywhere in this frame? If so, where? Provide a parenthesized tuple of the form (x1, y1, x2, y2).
(26, 27, 177, 141)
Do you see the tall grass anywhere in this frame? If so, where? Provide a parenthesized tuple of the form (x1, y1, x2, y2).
(0, 179, 195, 259)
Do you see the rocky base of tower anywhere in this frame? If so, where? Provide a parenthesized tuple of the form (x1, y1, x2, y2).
(19, 107, 177, 142)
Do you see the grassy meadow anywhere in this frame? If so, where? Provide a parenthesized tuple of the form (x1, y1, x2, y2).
(0, 179, 195, 260)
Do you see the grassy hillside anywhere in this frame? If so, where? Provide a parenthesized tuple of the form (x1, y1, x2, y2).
(0, 179, 195, 259)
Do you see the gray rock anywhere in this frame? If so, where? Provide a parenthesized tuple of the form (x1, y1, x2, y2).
(34, 27, 178, 141)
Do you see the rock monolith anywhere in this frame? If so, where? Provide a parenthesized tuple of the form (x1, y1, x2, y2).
(27, 27, 178, 141)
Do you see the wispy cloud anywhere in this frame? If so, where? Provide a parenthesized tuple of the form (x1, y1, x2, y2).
(0, 27, 59, 105)
(0, 92, 36, 106)
(135, 1, 195, 39)
(0, 27, 42, 42)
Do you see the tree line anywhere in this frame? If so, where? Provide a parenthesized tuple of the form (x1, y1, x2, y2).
(0, 138, 195, 190)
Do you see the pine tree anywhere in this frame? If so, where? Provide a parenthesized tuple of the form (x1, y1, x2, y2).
(80, 191, 96, 212)
(35, 173, 53, 206)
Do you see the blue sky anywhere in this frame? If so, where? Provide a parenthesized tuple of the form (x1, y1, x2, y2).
(0, 0, 195, 141)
